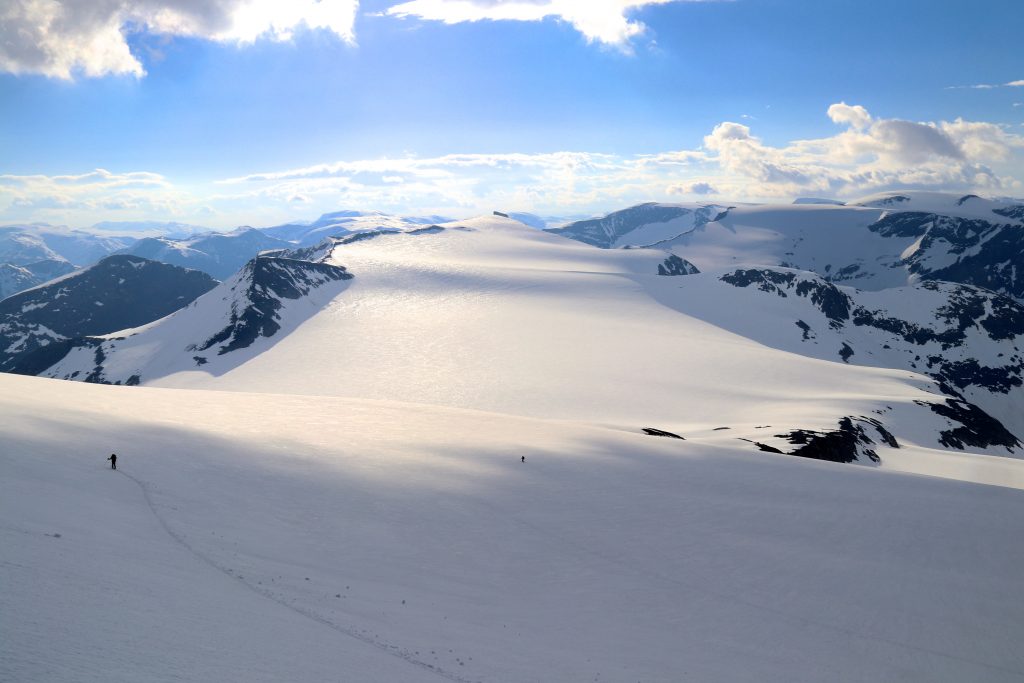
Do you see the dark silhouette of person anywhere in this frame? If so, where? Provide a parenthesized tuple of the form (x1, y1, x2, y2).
(521, 455, 525, 463)
(108, 453, 117, 470)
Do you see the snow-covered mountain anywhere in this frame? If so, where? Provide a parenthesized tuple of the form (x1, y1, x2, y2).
(30, 213, 1022, 468)
(89, 220, 210, 238)
(670, 266, 1023, 442)
(118, 228, 292, 280)
(39, 253, 351, 383)
(0, 255, 216, 374)
(0, 224, 137, 299)
(0, 259, 76, 300)
(550, 192, 1024, 302)
(545, 202, 729, 248)
(261, 210, 452, 246)
(6, 196, 1024, 683)
(0, 224, 134, 267)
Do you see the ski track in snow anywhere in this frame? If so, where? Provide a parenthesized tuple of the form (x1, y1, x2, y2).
(119, 464, 1024, 683)
(478, 496, 1024, 681)
(116, 470, 477, 683)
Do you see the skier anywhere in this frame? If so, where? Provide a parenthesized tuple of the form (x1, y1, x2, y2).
(108, 453, 117, 470)
(521, 455, 525, 463)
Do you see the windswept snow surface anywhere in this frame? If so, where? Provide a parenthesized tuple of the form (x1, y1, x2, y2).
(3, 374, 1024, 683)
(848, 190, 1024, 221)
(10, 210, 1024, 682)
(38, 216, 1022, 469)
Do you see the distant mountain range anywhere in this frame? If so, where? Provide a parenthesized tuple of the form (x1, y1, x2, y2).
(260, 210, 452, 246)
(8, 196, 1018, 469)
(0, 225, 137, 299)
(0, 211, 454, 300)
(4, 192, 1022, 468)
(116, 228, 293, 280)
(88, 220, 211, 238)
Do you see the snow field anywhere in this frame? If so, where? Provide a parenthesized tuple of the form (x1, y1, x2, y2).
(3, 374, 1024, 682)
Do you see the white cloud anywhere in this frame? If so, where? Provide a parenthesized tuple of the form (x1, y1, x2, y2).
(0, 0, 358, 79)
(703, 104, 1023, 198)
(827, 102, 871, 130)
(381, 0, 696, 49)
(215, 106, 1022, 216)
(211, 105, 1023, 216)
(947, 79, 1024, 90)
(0, 167, 200, 223)
(4, 106, 1023, 227)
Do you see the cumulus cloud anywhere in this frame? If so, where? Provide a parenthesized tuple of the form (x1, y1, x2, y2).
(381, 0, 696, 49)
(211, 105, 1022, 217)
(5, 106, 1023, 227)
(703, 104, 1022, 198)
(827, 102, 871, 130)
(0, 0, 358, 79)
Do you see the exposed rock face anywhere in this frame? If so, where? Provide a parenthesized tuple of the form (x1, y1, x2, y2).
(0, 255, 217, 373)
(715, 266, 1023, 449)
(868, 212, 1024, 301)
(993, 205, 1024, 221)
(917, 395, 1021, 451)
(718, 267, 1024, 396)
(720, 269, 852, 327)
(657, 254, 700, 276)
(30, 254, 353, 385)
(192, 256, 352, 356)
(642, 427, 685, 439)
(775, 417, 898, 464)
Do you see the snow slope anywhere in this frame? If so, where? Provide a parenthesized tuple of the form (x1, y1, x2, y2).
(663, 267, 1024, 438)
(35, 216, 1021, 469)
(3, 374, 1024, 683)
(7, 203, 1024, 683)
(551, 193, 1024, 301)
(261, 210, 451, 246)
(847, 190, 1022, 220)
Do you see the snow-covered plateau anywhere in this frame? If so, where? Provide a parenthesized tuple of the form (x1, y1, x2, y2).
(3, 192, 1024, 682)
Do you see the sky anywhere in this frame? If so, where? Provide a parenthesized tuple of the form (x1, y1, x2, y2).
(1, 0, 1023, 229)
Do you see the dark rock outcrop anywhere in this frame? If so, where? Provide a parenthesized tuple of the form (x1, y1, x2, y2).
(642, 427, 685, 439)
(868, 212, 1024, 300)
(657, 254, 700, 276)
(916, 397, 1020, 451)
(745, 417, 899, 464)
(192, 256, 352, 356)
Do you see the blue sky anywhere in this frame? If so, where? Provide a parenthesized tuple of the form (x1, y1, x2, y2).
(1, 0, 1023, 228)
